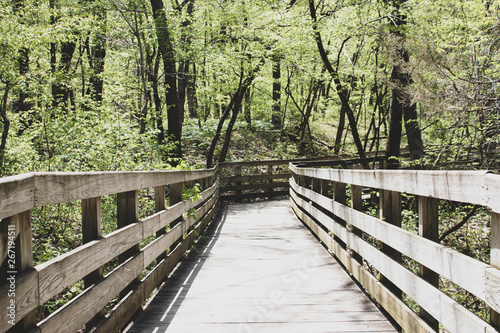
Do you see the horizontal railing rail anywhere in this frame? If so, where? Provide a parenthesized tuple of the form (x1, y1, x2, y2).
(217, 151, 401, 201)
(0, 167, 218, 333)
(289, 163, 500, 333)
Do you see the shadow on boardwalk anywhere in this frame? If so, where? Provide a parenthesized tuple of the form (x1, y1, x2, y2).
(123, 199, 397, 333)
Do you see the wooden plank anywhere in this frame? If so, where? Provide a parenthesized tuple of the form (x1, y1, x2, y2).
(221, 190, 289, 201)
(32, 168, 216, 207)
(290, 198, 434, 333)
(12, 211, 36, 331)
(484, 174, 500, 214)
(0, 173, 35, 219)
(0, 269, 38, 333)
(36, 222, 143, 303)
(125, 199, 396, 333)
(291, 191, 496, 333)
(350, 184, 363, 264)
(220, 181, 289, 192)
(82, 197, 103, 288)
(290, 178, 490, 302)
(0, 218, 19, 279)
(39, 253, 145, 333)
(234, 166, 242, 196)
(217, 150, 398, 169)
(290, 164, 491, 209)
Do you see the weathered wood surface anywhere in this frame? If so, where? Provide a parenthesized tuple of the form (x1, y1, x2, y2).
(0, 168, 217, 219)
(290, 179, 500, 333)
(289, 199, 434, 333)
(290, 178, 492, 303)
(290, 164, 500, 213)
(123, 200, 397, 333)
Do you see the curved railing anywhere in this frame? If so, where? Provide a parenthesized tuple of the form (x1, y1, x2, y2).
(289, 164, 500, 332)
(0, 168, 218, 333)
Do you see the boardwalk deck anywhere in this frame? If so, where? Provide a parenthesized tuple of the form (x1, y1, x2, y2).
(123, 200, 397, 333)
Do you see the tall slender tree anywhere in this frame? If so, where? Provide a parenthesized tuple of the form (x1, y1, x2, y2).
(83, 0, 107, 104)
(309, 0, 369, 169)
(385, 0, 424, 168)
(150, 0, 182, 159)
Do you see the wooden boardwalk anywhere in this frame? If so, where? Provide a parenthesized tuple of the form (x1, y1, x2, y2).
(123, 200, 397, 333)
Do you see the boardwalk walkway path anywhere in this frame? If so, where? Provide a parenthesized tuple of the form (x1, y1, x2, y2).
(123, 199, 397, 333)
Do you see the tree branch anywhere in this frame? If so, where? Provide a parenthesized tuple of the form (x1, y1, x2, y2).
(439, 205, 479, 242)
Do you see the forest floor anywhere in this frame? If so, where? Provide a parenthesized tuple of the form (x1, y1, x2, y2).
(181, 119, 336, 167)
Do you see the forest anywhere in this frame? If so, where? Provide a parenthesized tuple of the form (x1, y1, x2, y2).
(0, 0, 499, 175)
(1, 0, 500, 330)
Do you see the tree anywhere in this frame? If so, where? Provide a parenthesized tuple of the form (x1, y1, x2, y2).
(309, 0, 369, 169)
(384, 0, 423, 169)
(84, 0, 107, 104)
(206, 57, 265, 167)
(150, 0, 182, 160)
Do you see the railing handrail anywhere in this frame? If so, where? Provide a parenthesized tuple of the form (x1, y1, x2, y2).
(290, 164, 500, 213)
(0, 167, 218, 220)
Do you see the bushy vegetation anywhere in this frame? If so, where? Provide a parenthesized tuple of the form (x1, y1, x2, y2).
(1, 0, 499, 330)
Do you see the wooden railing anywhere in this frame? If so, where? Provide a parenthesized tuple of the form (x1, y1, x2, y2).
(218, 151, 400, 201)
(0, 168, 218, 333)
(289, 164, 500, 333)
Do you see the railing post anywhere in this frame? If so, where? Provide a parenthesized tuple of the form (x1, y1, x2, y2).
(234, 166, 242, 197)
(418, 196, 439, 331)
(379, 189, 402, 299)
(320, 179, 329, 197)
(169, 182, 183, 234)
(333, 182, 347, 249)
(268, 165, 274, 194)
(117, 190, 139, 297)
(155, 186, 167, 262)
(491, 212, 500, 329)
(2, 211, 36, 332)
(350, 185, 363, 264)
(82, 197, 105, 328)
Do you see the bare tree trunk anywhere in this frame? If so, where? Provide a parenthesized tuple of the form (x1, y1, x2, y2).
(0, 87, 10, 175)
(84, 0, 106, 104)
(206, 58, 265, 167)
(50, 0, 76, 110)
(309, 0, 369, 169)
(187, 63, 198, 119)
(150, 0, 182, 159)
(384, 0, 424, 168)
(272, 55, 281, 129)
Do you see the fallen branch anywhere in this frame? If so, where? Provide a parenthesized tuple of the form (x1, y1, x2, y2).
(439, 205, 479, 242)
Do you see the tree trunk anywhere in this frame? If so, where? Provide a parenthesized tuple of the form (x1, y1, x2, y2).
(334, 105, 346, 154)
(50, 0, 76, 110)
(12, 0, 31, 115)
(272, 56, 281, 129)
(206, 58, 265, 167)
(84, 1, 106, 104)
(187, 63, 198, 119)
(0, 87, 10, 176)
(244, 87, 252, 127)
(150, 0, 182, 159)
(219, 59, 264, 163)
(309, 0, 369, 169)
(384, 0, 424, 168)
(149, 53, 165, 145)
